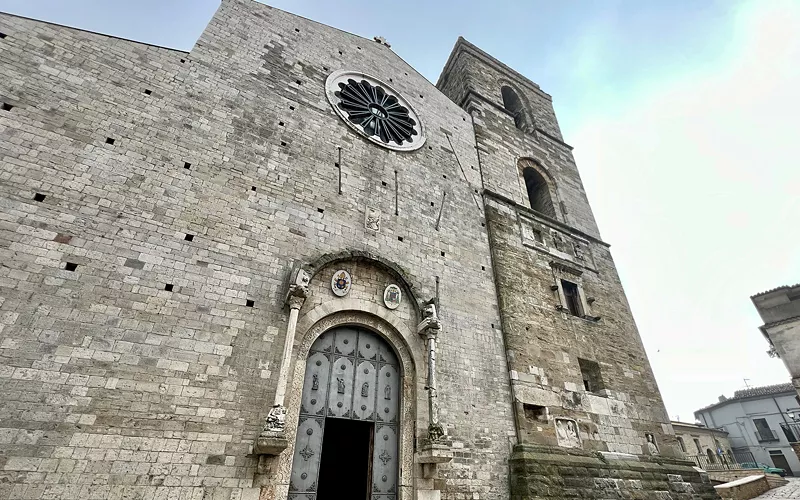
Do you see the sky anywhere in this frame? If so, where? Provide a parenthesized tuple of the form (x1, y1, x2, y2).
(1, 0, 798, 423)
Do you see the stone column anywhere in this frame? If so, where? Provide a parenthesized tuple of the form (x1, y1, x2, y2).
(416, 301, 451, 479)
(417, 302, 444, 441)
(255, 268, 309, 455)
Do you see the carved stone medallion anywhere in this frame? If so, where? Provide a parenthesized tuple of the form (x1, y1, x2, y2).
(365, 207, 381, 233)
(383, 284, 402, 310)
(331, 270, 352, 297)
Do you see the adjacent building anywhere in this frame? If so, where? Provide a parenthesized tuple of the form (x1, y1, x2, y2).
(0, 1, 718, 498)
(695, 383, 800, 475)
(672, 421, 733, 464)
(752, 284, 800, 396)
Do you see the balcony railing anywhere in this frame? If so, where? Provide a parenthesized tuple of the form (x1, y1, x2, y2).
(780, 422, 800, 443)
(755, 429, 780, 443)
(688, 450, 756, 471)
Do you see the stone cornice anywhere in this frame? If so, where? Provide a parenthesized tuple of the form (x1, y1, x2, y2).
(483, 189, 609, 248)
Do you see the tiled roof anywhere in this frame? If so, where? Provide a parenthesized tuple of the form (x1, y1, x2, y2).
(751, 283, 800, 299)
(695, 382, 795, 414)
(732, 383, 795, 399)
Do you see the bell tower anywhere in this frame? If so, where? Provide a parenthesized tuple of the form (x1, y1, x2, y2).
(437, 38, 716, 497)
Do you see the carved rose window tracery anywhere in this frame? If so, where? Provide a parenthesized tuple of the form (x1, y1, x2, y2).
(325, 70, 426, 152)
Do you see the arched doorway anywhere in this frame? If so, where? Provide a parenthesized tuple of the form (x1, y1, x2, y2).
(288, 326, 400, 500)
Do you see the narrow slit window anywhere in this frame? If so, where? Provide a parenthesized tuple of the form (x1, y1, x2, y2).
(561, 279, 583, 317)
(578, 358, 604, 393)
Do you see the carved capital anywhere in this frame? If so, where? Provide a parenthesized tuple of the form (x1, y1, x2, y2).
(287, 288, 307, 310)
(417, 302, 441, 335)
(285, 268, 310, 310)
(261, 404, 287, 434)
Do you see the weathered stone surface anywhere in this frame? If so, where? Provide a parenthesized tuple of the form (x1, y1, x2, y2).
(509, 445, 718, 500)
(0, 1, 715, 499)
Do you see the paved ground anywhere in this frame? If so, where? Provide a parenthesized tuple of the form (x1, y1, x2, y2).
(755, 478, 800, 498)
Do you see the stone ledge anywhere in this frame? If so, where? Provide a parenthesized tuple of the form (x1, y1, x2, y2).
(254, 434, 288, 456)
(416, 443, 454, 464)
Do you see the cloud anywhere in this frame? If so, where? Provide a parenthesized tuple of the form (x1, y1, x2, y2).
(571, 0, 800, 420)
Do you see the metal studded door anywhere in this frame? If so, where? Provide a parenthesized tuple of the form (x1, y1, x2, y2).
(288, 327, 400, 500)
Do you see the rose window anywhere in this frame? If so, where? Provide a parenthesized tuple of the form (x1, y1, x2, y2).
(325, 71, 425, 152)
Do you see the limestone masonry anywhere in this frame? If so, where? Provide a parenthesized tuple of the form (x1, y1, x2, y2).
(0, 1, 719, 499)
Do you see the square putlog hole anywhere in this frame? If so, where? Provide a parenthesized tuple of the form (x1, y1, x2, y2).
(1, 102, 13, 111)
(144, 89, 152, 95)
(246, 299, 254, 307)
(105, 137, 115, 145)
(164, 284, 174, 291)
(64, 262, 78, 272)
(33, 193, 46, 202)
(184, 234, 194, 241)
(0, 33, 6, 39)
(183, 162, 191, 169)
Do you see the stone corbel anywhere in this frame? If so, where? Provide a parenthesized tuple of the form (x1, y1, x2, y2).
(255, 265, 310, 455)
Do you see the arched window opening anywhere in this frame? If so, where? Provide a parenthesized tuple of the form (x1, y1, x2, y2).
(706, 449, 716, 464)
(501, 85, 528, 131)
(523, 166, 556, 217)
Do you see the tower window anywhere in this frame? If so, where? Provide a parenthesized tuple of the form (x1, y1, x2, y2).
(522, 166, 556, 217)
(561, 279, 582, 316)
(578, 358, 604, 393)
(501, 85, 528, 131)
(677, 436, 687, 453)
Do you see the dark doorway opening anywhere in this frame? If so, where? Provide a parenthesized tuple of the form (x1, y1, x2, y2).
(317, 417, 374, 499)
(769, 450, 794, 476)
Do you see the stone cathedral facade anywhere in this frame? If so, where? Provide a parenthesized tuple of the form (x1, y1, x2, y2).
(0, 1, 718, 499)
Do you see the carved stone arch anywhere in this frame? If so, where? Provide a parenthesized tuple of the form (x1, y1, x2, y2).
(306, 249, 423, 317)
(499, 81, 535, 133)
(518, 157, 561, 220)
(275, 309, 420, 500)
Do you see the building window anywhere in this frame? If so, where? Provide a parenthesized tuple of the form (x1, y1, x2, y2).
(578, 358, 604, 393)
(501, 85, 528, 131)
(706, 449, 716, 463)
(561, 279, 583, 316)
(522, 166, 556, 217)
(694, 438, 702, 454)
(677, 437, 687, 453)
(753, 418, 778, 442)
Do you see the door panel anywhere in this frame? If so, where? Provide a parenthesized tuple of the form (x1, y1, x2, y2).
(334, 328, 357, 356)
(377, 364, 399, 423)
(301, 352, 331, 417)
(328, 356, 354, 418)
(371, 424, 398, 495)
(289, 417, 325, 493)
(289, 327, 401, 500)
(358, 330, 380, 360)
(353, 360, 378, 420)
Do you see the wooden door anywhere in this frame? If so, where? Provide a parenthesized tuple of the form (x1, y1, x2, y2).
(288, 327, 400, 500)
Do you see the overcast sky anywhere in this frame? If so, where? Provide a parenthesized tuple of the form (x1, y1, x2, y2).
(1, 0, 798, 423)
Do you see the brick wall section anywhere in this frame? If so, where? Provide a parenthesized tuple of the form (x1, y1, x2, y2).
(0, 1, 517, 498)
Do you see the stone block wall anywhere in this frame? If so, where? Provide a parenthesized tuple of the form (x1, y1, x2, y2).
(0, 1, 517, 498)
(437, 38, 680, 458)
(509, 445, 719, 500)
